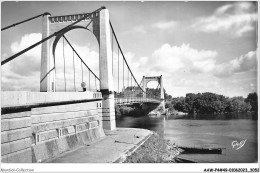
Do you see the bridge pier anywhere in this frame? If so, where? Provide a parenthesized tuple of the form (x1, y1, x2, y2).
(160, 99, 166, 113)
(40, 13, 51, 92)
(101, 93, 116, 130)
(99, 9, 116, 130)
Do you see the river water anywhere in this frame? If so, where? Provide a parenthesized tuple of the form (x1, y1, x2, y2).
(116, 113, 258, 163)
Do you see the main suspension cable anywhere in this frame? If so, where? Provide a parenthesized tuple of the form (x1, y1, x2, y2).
(1, 12, 51, 31)
(109, 21, 145, 93)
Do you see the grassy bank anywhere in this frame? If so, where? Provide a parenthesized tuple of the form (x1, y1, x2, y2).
(123, 132, 180, 163)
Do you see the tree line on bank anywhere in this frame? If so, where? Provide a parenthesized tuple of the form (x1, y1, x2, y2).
(116, 87, 258, 115)
(164, 92, 258, 114)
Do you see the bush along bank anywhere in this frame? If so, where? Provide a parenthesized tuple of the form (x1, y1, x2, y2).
(123, 132, 181, 163)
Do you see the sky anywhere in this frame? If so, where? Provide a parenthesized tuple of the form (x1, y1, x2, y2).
(1, 1, 258, 97)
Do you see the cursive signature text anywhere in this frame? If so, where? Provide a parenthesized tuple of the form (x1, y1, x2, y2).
(232, 139, 247, 150)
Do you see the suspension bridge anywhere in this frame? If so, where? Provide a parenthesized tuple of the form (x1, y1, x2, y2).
(1, 7, 165, 163)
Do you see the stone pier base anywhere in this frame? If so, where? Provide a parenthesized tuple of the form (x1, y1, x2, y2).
(101, 93, 116, 130)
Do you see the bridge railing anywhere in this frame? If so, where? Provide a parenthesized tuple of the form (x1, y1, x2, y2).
(114, 96, 160, 105)
(114, 88, 161, 105)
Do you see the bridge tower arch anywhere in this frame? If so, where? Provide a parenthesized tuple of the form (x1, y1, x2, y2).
(142, 75, 165, 113)
(41, 7, 116, 130)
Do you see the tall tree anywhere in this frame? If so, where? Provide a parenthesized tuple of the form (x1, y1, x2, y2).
(185, 93, 197, 114)
(245, 92, 258, 112)
(226, 97, 251, 113)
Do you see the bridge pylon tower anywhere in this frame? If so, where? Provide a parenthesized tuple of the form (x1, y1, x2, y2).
(41, 7, 116, 130)
(141, 75, 165, 113)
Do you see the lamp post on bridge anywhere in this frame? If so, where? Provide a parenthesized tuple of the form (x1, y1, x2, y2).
(81, 82, 87, 92)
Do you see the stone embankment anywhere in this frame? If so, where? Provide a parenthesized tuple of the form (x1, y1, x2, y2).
(45, 128, 181, 163)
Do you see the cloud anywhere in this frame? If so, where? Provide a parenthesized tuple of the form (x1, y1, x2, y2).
(11, 33, 42, 58)
(132, 26, 146, 34)
(148, 43, 256, 78)
(1, 33, 42, 91)
(192, 2, 257, 37)
(213, 50, 257, 77)
(126, 43, 257, 97)
(152, 21, 178, 30)
(214, 4, 233, 15)
(7, 33, 42, 76)
(118, 43, 219, 94)
(123, 26, 146, 35)
(193, 59, 216, 73)
(1, 51, 40, 91)
(1, 65, 40, 91)
(150, 43, 217, 73)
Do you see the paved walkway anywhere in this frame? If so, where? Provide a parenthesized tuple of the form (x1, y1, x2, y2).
(47, 128, 153, 163)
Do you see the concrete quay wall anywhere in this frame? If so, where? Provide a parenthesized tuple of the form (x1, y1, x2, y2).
(1, 91, 105, 163)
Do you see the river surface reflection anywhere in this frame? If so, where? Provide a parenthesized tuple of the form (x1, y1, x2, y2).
(116, 113, 258, 163)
